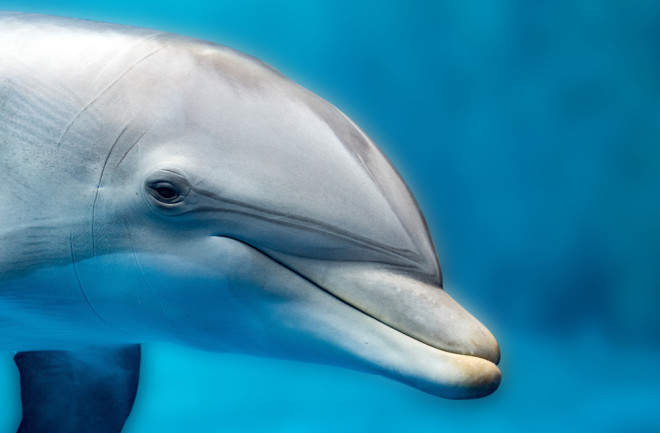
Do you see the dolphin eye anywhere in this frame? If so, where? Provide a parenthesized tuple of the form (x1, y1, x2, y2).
(156, 186, 176, 199)
(144, 170, 190, 208)
(151, 183, 179, 202)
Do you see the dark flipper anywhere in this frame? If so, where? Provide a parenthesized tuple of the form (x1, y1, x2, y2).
(14, 345, 141, 433)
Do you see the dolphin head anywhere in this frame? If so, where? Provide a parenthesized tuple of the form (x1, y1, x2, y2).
(70, 36, 501, 399)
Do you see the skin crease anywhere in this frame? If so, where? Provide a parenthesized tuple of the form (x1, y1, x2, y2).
(0, 10, 500, 410)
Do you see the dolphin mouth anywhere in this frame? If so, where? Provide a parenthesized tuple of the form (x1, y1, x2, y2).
(213, 235, 501, 399)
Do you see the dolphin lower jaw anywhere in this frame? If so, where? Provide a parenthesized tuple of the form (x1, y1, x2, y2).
(209, 236, 501, 398)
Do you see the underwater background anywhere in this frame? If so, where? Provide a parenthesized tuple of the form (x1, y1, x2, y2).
(0, 0, 659, 431)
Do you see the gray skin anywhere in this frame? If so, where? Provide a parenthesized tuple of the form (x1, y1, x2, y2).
(0, 12, 500, 402)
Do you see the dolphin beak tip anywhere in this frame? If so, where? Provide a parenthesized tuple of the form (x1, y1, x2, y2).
(449, 355, 502, 399)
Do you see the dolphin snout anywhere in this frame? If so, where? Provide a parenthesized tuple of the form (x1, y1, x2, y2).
(316, 266, 502, 398)
(257, 251, 502, 398)
(324, 266, 500, 364)
(263, 255, 500, 365)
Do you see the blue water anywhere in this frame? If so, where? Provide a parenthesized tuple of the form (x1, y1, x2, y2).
(1, 1, 659, 431)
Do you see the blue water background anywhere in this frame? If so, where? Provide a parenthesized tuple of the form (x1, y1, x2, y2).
(1, 1, 659, 431)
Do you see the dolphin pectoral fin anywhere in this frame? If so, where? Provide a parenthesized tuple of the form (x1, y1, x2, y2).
(13, 345, 141, 433)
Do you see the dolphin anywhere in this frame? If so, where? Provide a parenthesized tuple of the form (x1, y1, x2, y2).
(0, 12, 500, 432)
